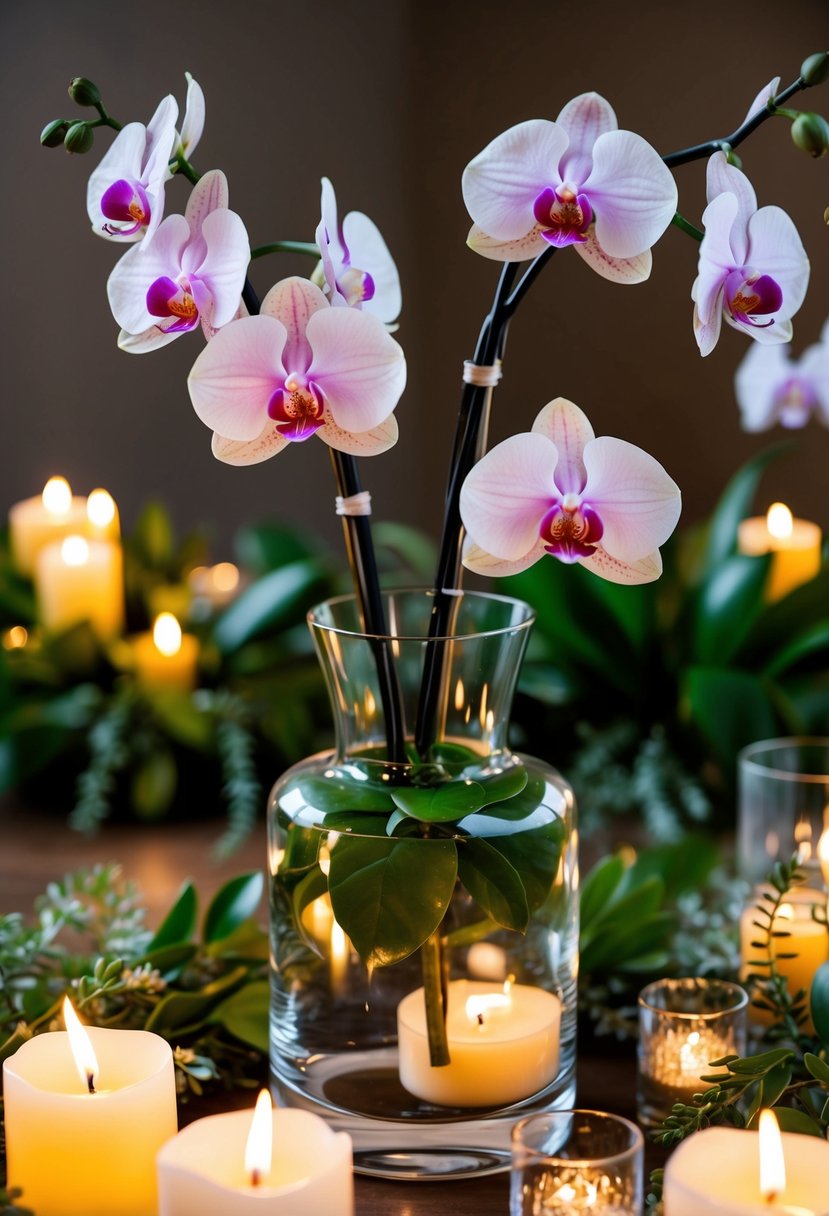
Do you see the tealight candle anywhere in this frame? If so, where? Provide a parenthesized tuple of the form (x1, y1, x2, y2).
(664, 1109, 829, 1215)
(739, 889, 829, 1028)
(9, 477, 90, 575)
(737, 502, 822, 602)
(397, 978, 561, 1107)
(2, 998, 177, 1216)
(35, 534, 125, 640)
(157, 1089, 353, 1215)
(133, 612, 199, 691)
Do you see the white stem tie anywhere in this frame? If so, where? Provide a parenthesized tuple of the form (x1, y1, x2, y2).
(336, 491, 373, 517)
(463, 360, 502, 388)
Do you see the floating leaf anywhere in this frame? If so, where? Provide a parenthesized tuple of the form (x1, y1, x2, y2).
(390, 780, 488, 822)
(457, 838, 529, 931)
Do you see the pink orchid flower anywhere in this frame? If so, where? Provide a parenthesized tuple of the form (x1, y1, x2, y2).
(461, 93, 678, 284)
(315, 177, 401, 325)
(735, 319, 829, 431)
(460, 398, 680, 585)
(87, 95, 178, 244)
(107, 170, 250, 353)
(692, 152, 809, 357)
(187, 276, 406, 466)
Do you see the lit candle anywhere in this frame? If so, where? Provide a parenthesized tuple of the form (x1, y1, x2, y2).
(35, 534, 125, 640)
(157, 1090, 353, 1215)
(2, 998, 177, 1216)
(663, 1109, 829, 1214)
(86, 487, 121, 542)
(818, 829, 829, 890)
(739, 889, 829, 1027)
(737, 502, 822, 602)
(9, 477, 90, 575)
(133, 612, 199, 691)
(397, 979, 561, 1107)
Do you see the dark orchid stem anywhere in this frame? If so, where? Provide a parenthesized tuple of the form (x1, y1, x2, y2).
(662, 75, 809, 167)
(328, 449, 407, 766)
(251, 241, 320, 260)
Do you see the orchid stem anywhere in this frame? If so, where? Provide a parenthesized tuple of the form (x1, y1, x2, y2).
(671, 212, 704, 241)
(251, 241, 320, 260)
(421, 929, 450, 1067)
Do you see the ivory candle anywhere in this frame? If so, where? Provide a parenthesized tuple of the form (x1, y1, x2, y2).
(85, 487, 121, 543)
(133, 613, 199, 691)
(2, 1003, 177, 1216)
(739, 890, 829, 1026)
(9, 477, 89, 575)
(397, 979, 561, 1107)
(35, 535, 125, 640)
(737, 502, 822, 602)
(157, 1093, 353, 1215)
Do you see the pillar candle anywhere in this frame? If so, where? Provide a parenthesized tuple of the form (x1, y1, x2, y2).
(737, 502, 822, 602)
(35, 535, 125, 640)
(132, 613, 199, 691)
(740, 889, 829, 1027)
(9, 477, 89, 576)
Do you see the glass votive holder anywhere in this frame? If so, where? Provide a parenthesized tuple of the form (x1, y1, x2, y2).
(637, 977, 748, 1130)
(740, 885, 829, 1029)
(510, 1110, 643, 1215)
(737, 737, 829, 886)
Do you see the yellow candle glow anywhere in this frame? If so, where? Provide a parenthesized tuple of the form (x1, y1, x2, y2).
(818, 829, 829, 890)
(133, 612, 199, 691)
(9, 477, 91, 575)
(2, 1002, 177, 1216)
(188, 562, 242, 610)
(35, 534, 125, 640)
(740, 890, 829, 1028)
(737, 502, 822, 602)
(86, 487, 121, 542)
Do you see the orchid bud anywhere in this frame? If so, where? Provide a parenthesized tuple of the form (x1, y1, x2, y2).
(801, 52, 829, 87)
(40, 118, 68, 148)
(63, 121, 94, 154)
(68, 76, 101, 107)
(791, 111, 829, 158)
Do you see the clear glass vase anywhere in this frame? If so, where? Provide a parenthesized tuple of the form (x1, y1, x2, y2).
(268, 589, 578, 1180)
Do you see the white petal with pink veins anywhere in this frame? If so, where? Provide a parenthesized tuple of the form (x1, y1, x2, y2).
(459, 432, 558, 561)
(578, 545, 663, 584)
(462, 119, 569, 241)
(462, 538, 547, 577)
(318, 412, 399, 456)
(139, 95, 179, 244)
(188, 314, 287, 441)
(86, 123, 147, 236)
(185, 169, 230, 236)
(556, 92, 618, 184)
(212, 422, 290, 465)
(306, 307, 406, 434)
(117, 325, 180, 354)
(197, 209, 250, 328)
(261, 277, 328, 374)
(107, 213, 191, 334)
(342, 210, 401, 324)
(466, 223, 549, 263)
(585, 130, 678, 258)
(531, 398, 594, 494)
(582, 436, 681, 562)
(572, 228, 652, 284)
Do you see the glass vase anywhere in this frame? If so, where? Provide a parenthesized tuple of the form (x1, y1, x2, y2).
(268, 589, 578, 1180)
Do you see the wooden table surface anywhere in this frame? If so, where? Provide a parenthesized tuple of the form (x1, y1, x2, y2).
(0, 799, 659, 1215)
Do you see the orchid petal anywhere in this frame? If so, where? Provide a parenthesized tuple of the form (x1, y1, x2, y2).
(582, 436, 681, 562)
(196, 209, 250, 328)
(693, 296, 725, 358)
(86, 123, 147, 238)
(341, 211, 401, 323)
(705, 153, 756, 260)
(584, 130, 678, 258)
(117, 325, 180, 354)
(306, 307, 406, 434)
(460, 432, 558, 561)
(801, 339, 829, 424)
(745, 205, 810, 320)
(742, 76, 780, 125)
(734, 341, 790, 431)
(185, 168, 229, 237)
(212, 422, 290, 465)
(466, 223, 549, 262)
(261, 277, 328, 374)
(531, 398, 594, 493)
(140, 95, 179, 243)
(556, 92, 618, 183)
(317, 411, 399, 455)
(188, 314, 287, 441)
(697, 191, 741, 279)
(578, 545, 663, 584)
(179, 72, 205, 159)
(462, 537, 547, 577)
(462, 119, 570, 241)
(571, 227, 652, 283)
(315, 178, 347, 306)
(107, 214, 191, 334)
(724, 309, 792, 345)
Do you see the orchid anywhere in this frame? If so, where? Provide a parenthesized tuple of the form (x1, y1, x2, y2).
(187, 276, 406, 465)
(461, 93, 678, 283)
(734, 319, 829, 431)
(459, 398, 680, 585)
(86, 95, 178, 244)
(175, 72, 205, 163)
(315, 177, 401, 325)
(107, 170, 250, 353)
(692, 152, 809, 356)
(742, 76, 781, 125)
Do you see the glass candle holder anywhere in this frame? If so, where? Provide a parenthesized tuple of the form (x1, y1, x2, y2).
(737, 738, 829, 886)
(510, 1110, 643, 1215)
(637, 978, 748, 1130)
(740, 886, 829, 1031)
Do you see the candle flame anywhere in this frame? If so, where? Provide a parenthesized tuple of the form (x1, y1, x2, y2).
(777, 903, 795, 921)
(153, 612, 182, 658)
(212, 562, 239, 593)
(244, 1089, 273, 1186)
(766, 502, 793, 540)
(466, 990, 511, 1026)
(86, 489, 116, 529)
(42, 477, 72, 517)
(63, 996, 99, 1093)
(330, 918, 348, 967)
(454, 678, 465, 712)
(759, 1108, 786, 1202)
(3, 626, 28, 651)
(61, 536, 89, 567)
(819, 829, 829, 887)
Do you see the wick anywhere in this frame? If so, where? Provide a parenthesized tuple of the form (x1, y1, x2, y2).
(476, 1013, 484, 1027)
(765, 1194, 778, 1207)
(250, 1169, 261, 1189)
(86, 1071, 96, 1095)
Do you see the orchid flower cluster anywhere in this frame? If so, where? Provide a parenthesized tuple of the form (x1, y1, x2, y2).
(43, 58, 828, 647)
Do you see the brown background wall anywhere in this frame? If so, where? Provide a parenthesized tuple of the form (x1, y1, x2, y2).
(2, 0, 827, 559)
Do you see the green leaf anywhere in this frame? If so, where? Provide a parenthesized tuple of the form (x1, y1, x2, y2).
(292, 774, 394, 818)
(0, 725, 69, 791)
(693, 554, 769, 665)
(133, 500, 175, 567)
(131, 747, 177, 819)
(472, 765, 529, 805)
(579, 855, 626, 930)
(746, 1061, 792, 1126)
(209, 980, 269, 1053)
(804, 1051, 829, 1086)
(148, 881, 197, 950)
(144, 990, 221, 1035)
(457, 838, 529, 931)
(390, 780, 488, 822)
(146, 690, 213, 750)
(328, 837, 457, 967)
(765, 620, 829, 678)
(138, 943, 198, 978)
(699, 445, 789, 575)
(481, 819, 566, 913)
(810, 961, 829, 1044)
(214, 560, 329, 653)
(371, 521, 438, 583)
(234, 521, 325, 576)
(203, 872, 264, 943)
(773, 1108, 823, 1136)
(206, 919, 269, 961)
(686, 667, 780, 769)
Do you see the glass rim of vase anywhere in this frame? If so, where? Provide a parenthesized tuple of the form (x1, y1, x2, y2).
(637, 977, 748, 1019)
(511, 1108, 643, 1167)
(307, 586, 536, 643)
(739, 736, 829, 783)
